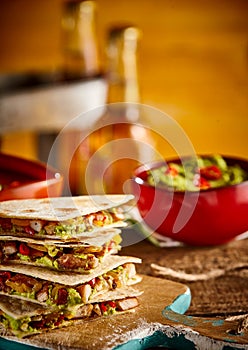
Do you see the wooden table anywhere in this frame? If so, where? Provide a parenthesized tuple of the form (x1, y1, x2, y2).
(119, 230, 248, 349)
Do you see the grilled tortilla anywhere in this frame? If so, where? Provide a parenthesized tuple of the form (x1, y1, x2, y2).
(0, 255, 142, 308)
(0, 287, 142, 338)
(0, 195, 133, 240)
(0, 228, 122, 272)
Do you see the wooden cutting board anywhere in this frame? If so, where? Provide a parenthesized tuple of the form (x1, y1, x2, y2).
(0, 275, 247, 350)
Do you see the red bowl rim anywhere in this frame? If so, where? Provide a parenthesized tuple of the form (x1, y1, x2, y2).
(0, 152, 60, 179)
(132, 154, 248, 194)
(0, 152, 63, 194)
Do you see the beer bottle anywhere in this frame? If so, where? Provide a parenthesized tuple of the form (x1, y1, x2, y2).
(70, 25, 159, 195)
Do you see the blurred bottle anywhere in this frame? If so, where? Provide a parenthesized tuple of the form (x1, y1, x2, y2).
(61, 0, 101, 79)
(69, 24, 160, 195)
(1, 1, 101, 94)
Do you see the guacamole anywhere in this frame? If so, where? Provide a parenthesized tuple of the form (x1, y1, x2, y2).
(146, 154, 248, 191)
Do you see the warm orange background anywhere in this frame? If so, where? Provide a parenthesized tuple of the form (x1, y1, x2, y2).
(0, 0, 247, 159)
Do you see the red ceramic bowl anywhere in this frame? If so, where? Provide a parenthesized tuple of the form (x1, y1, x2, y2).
(131, 155, 248, 246)
(0, 153, 64, 201)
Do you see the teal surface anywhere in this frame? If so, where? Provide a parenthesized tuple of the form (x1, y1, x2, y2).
(0, 338, 42, 350)
(113, 330, 247, 350)
(165, 287, 191, 315)
(113, 330, 196, 350)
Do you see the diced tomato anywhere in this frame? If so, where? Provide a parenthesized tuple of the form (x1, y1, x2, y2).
(194, 175, 210, 189)
(165, 166, 178, 176)
(24, 226, 35, 235)
(54, 315, 65, 326)
(200, 165, 222, 180)
(0, 271, 11, 281)
(108, 242, 113, 252)
(100, 302, 107, 313)
(200, 178, 210, 189)
(19, 243, 30, 256)
(108, 301, 116, 308)
(89, 278, 96, 287)
(102, 215, 108, 223)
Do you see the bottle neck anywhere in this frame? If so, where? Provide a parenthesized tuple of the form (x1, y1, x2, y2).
(62, 1, 100, 79)
(106, 26, 141, 104)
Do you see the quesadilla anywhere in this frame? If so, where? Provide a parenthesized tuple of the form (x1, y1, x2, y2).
(0, 195, 133, 240)
(0, 194, 144, 340)
(0, 255, 142, 309)
(0, 288, 142, 338)
(0, 228, 122, 272)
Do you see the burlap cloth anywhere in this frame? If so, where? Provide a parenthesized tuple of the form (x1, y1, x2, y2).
(121, 234, 248, 317)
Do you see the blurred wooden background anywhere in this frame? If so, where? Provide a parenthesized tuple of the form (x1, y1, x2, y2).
(0, 0, 247, 160)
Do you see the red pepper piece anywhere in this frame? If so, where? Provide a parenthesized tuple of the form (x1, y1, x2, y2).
(19, 243, 30, 256)
(54, 315, 65, 326)
(165, 166, 178, 176)
(24, 226, 35, 235)
(193, 174, 210, 189)
(0, 271, 11, 280)
(100, 302, 107, 313)
(200, 165, 222, 180)
(89, 278, 96, 287)
(108, 301, 116, 308)
(107, 240, 115, 252)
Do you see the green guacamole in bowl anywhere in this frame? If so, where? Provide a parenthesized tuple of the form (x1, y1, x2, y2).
(146, 154, 248, 192)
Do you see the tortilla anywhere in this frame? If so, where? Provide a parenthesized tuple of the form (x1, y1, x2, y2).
(0, 195, 134, 240)
(0, 287, 142, 338)
(0, 255, 142, 308)
(0, 255, 141, 285)
(0, 228, 121, 246)
(0, 229, 122, 272)
(0, 194, 134, 221)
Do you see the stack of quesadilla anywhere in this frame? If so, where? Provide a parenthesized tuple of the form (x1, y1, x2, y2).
(0, 195, 143, 338)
